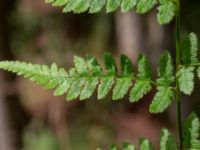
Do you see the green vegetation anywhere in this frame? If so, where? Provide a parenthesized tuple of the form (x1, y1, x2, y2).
(0, 0, 199, 149)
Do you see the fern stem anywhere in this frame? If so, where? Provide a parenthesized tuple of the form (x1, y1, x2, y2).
(175, 0, 183, 149)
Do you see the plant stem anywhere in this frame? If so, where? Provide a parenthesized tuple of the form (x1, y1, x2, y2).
(175, 0, 183, 149)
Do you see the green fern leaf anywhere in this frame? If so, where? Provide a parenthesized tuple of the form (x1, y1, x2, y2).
(80, 77, 98, 100)
(137, 54, 151, 79)
(62, 0, 77, 12)
(130, 54, 152, 102)
(182, 33, 198, 66)
(54, 79, 72, 96)
(98, 77, 115, 99)
(106, 0, 122, 12)
(112, 54, 134, 100)
(157, 51, 174, 85)
(74, 56, 88, 74)
(149, 86, 174, 113)
(183, 112, 200, 149)
(130, 81, 152, 102)
(177, 66, 194, 95)
(89, 0, 106, 13)
(121, 0, 138, 12)
(160, 128, 177, 150)
(72, 0, 91, 13)
(150, 52, 174, 113)
(139, 138, 155, 150)
(157, 1, 176, 25)
(120, 54, 134, 76)
(104, 52, 117, 75)
(122, 142, 135, 150)
(0, 61, 66, 87)
(66, 78, 85, 100)
(113, 78, 132, 100)
(86, 55, 102, 75)
(0, 53, 161, 104)
(137, 0, 157, 14)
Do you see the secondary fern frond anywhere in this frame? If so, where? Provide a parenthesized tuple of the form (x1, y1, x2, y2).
(0, 52, 176, 113)
(98, 113, 200, 150)
(98, 128, 178, 150)
(45, 0, 177, 25)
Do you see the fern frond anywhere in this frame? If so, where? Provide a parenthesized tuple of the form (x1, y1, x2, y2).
(183, 112, 200, 150)
(45, 0, 177, 25)
(0, 52, 176, 113)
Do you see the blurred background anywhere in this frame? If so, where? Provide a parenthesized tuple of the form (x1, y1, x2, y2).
(0, 0, 200, 150)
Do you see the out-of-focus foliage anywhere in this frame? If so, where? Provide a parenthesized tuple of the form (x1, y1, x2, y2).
(22, 120, 59, 150)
